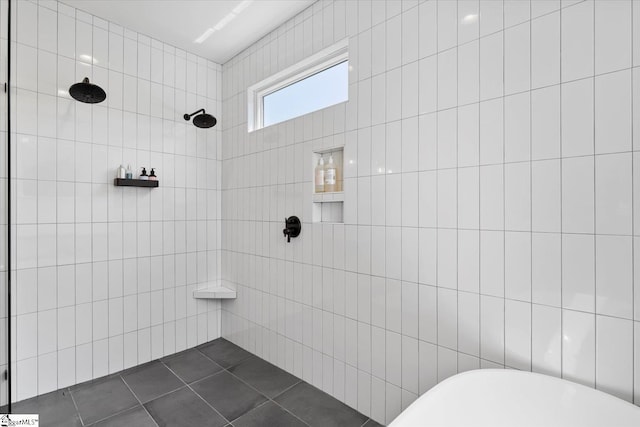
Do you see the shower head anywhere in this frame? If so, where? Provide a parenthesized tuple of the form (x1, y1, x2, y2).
(184, 109, 217, 129)
(69, 77, 106, 104)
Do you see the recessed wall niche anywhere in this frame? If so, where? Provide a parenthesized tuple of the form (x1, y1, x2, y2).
(312, 146, 343, 223)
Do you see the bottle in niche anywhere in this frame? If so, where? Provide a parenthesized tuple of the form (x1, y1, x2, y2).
(125, 164, 133, 179)
(315, 156, 325, 193)
(117, 164, 126, 179)
(149, 168, 158, 181)
(335, 156, 342, 192)
(139, 167, 149, 180)
(324, 154, 336, 192)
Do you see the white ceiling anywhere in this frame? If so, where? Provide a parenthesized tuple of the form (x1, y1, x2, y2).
(61, 0, 315, 64)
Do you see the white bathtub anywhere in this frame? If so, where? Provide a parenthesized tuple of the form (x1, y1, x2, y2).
(389, 369, 640, 427)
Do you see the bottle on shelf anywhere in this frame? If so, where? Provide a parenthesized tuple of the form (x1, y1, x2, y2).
(149, 168, 158, 181)
(324, 154, 337, 192)
(139, 167, 149, 180)
(315, 156, 325, 193)
(125, 164, 133, 179)
(117, 164, 126, 179)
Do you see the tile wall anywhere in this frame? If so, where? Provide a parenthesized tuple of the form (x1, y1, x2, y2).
(0, 0, 7, 407)
(220, 0, 640, 425)
(8, 0, 222, 401)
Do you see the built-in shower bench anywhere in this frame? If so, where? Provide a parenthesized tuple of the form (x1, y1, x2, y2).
(192, 280, 237, 299)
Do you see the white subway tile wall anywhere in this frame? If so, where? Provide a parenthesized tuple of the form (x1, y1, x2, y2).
(0, 0, 7, 407)
(7, 0, 222, 402)
(220, 0, 640, 425)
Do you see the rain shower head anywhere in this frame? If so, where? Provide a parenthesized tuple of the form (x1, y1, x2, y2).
(69, 77, 106, 104)
(184, 109, 217, 129)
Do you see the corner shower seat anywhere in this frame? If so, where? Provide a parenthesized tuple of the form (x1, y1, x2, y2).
(192, 280, 237, 299)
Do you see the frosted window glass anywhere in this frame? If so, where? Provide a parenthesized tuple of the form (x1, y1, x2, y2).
(263, 61, 348, 127)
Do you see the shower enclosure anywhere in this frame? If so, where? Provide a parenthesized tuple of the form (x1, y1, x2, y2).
(0, 0, 223, 411)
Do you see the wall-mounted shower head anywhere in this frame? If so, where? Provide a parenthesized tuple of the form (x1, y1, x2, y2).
(184, 109, 217, 129)
(69, 77, 106, 104)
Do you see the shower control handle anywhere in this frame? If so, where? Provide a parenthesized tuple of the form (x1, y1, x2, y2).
(283, 216, 301, 243)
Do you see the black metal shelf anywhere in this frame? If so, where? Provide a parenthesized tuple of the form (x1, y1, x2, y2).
(114, 178, 159, 188)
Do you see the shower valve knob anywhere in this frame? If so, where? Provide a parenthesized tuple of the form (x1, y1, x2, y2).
(283, 216, 301, 243)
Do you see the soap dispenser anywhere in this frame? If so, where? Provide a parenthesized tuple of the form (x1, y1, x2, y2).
(324, 154, 337, 192)
(149, 168, 157, 181)
(139, 167, 149, 180)
(315, 156, 325, 193)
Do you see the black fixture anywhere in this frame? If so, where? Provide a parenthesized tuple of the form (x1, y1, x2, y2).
(114, 178, 159, 188)
(283, 216, 301, 243)
(69, 77, 107, 104)
(184, 109, 217, 128)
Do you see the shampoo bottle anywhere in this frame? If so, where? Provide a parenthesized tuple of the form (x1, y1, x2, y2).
(324, 154, 337, 192)
(117, 164, 126, 179)
(125, 164, 133, 179)
(315, 156, 325, 193)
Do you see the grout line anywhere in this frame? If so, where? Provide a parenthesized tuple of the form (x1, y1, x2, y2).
(120, 22, 126, 376)
(434, 0, 439, 388)
(158, 360, 232, 425)
(121, 374, 185, 405)
(559, 0, 565, 382)
(414, 0, 423, 408)
(502, 0, 506, 370)
(184, 349, 312, 426)
(115, 375, 160, 427)
(632, 0, 636, 406)
(529, 0, 534, 374)
(592, 0, 597, 388)
(367, 0, 374, 417)
(269, 392, 312, 427)
(477, 0, 483, 368)
(455, 0, 460, 376)
(67, 387, 85, 427)
(83, 403, 151, 427)
(222, 373, 308, 427)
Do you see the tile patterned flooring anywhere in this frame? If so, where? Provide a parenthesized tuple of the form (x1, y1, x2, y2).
(12, 338, 383, 427)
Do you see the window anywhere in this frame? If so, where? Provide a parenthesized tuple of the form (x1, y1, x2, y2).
(248, 39, 349, 132)
(263, 61, 348, 127)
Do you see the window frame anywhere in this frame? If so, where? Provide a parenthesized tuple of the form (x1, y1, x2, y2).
(247, 38, 349, 132)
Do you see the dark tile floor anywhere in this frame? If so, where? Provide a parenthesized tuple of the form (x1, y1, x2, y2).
(12, 338, 383, 427)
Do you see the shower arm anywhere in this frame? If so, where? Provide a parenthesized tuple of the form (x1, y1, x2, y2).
(183, 109, 206, 121)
